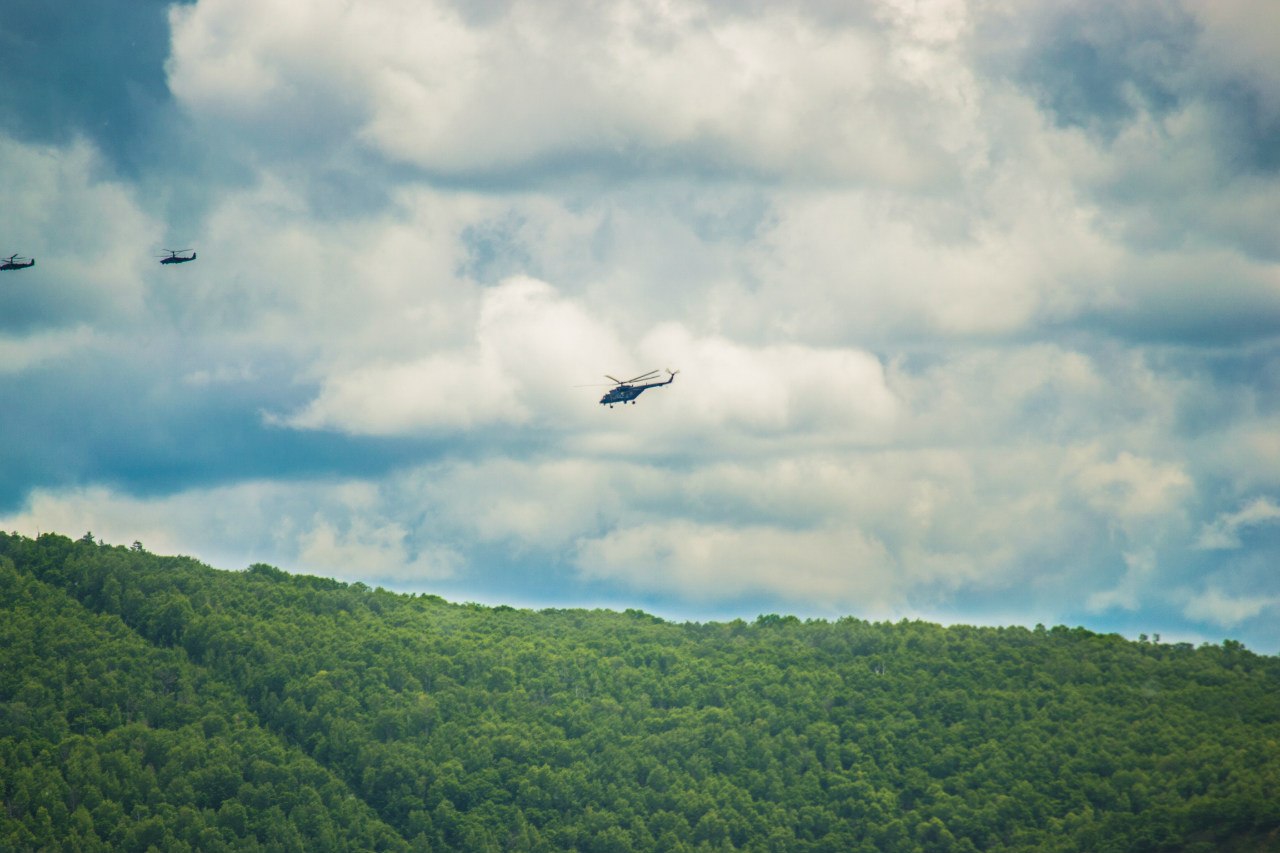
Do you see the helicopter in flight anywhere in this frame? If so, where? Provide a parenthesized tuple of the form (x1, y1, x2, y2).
(598, 369, 679, 407)
(1, 254, 35, 271)
(158, 249, 197, 265)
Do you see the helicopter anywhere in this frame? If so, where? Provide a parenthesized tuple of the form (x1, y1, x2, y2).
(1, 254, 35, 271)
(598, 369, 679, 407)
(158, 249, 197, 265)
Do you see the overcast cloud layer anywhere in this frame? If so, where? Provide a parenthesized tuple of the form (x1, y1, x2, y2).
(2, 0, 1278, 652)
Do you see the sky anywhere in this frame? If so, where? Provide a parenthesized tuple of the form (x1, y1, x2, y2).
(2, 0, 1278, 653)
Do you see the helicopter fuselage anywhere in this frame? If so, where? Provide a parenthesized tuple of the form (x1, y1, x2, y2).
(0, 258, 34, 271)
(600, 373, 676, 407)
(160, 252, 197, 264)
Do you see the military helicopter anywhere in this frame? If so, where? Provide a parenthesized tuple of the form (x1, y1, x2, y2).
(158, 249, 197, 265)
(598, 369, 679, 407)
(1, 254, 35, 271)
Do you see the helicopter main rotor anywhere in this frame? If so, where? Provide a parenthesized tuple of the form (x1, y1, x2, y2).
(606, 370, 660, 386)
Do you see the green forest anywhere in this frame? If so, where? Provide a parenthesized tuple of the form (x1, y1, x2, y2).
(1, 532, 1278, 852)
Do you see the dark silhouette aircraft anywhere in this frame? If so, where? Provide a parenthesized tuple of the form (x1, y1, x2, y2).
(599, 369, 679, 407)
(1, 254, 34, 271)
(159, 249, 197, 264)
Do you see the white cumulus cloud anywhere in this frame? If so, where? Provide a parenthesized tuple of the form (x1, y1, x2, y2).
(1196, 497, 1280, 550)
(167, 0, 983, 184)
(1183, 586, 1280, 630)
(574, 521, 898, 610)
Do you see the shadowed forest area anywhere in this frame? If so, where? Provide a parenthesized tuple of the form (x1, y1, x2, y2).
(1, 531, 1278, 852)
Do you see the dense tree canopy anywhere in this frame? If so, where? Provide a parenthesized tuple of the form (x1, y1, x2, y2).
(2, 532, 1278, 852)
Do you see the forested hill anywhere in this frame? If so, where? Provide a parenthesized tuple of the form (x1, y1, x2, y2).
(2, 533, 1278, 853)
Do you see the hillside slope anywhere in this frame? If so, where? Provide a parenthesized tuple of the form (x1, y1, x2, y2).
(0, 548, 405, 852)
(2, 532, 1279, 852)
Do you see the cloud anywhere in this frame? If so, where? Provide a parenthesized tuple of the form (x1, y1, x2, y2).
(0, 326, 96, 375)
(0, 479, 457, 584)
(1011, 1, 1195, 134)
(1183, 586, 1280, 630)
(278, 354, 525, 434)
(400, 446, 1119, 617)
(0, 0, 175, 170)
(574, 521, 897, 610)
(166, 0, 979, 186)
(407, 458, 632, 553)
(1191, 1, 1280, 122)
(156, 0, 1280, 357)
(278, 276, 622, 434)
(1196, 497, 1280, 550)
(297, 517, 459, 582)
(1086, 549, 1156, 613)
(1071, 449, 1191, 523)
(633, 323, 899, 440)
(280, 276, 900, 442)
(0, 136, 159, 333)
(0, 483, 275, 562)
(5, 0, 1280, 656)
